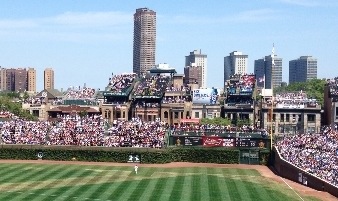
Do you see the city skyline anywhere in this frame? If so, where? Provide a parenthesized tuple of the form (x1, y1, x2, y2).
(0, 0, 337, 91)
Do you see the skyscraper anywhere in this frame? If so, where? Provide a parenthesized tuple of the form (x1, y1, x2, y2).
(224, 51, 248, 84)
(133, 8, 156, 75)
(185, 49, 207, 88)
(289, 56, 317, 84)
(14, 68, 28, 92)
(184, 64, 202, 87)
(0, 68, 7, 91)
(44, 68, 54, 90)
(254, 46, 283, 89)
(27, 68, 36, 93)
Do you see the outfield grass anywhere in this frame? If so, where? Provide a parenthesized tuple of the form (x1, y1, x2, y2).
(0, 163, 320, 201)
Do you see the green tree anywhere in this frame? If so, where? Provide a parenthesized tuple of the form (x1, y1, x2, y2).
(200, 117, 231, 126)
(273, 78, 326, 106)
(0, 95, 37, 121)
(78, 110, 88, 118)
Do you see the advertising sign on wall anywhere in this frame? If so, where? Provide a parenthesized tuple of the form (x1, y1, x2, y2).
(202, 136, 235, 147)
(192, 88, 219, 104)
(173, 136, 203, 146)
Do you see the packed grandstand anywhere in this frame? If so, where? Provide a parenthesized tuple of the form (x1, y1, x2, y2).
(276, 125, 338, 187)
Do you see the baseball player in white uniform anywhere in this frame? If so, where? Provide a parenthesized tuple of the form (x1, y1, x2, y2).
(134, 164, 138, 174)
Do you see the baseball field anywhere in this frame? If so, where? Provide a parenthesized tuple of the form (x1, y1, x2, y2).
(0, 160, 333, 201)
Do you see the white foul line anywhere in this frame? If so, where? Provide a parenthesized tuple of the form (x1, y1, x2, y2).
(279, 176, 305, 201)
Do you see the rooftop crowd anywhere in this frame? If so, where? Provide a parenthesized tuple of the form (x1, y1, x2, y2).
(327, 77, 338, 96)
(64, 87, 97, 100)
(271, 92, 319, 107)
(277, 126, 338, 187)
(133, 75, 170, 97)
(226, 74, 255, 94)
(0, 112, 166, 148)
(107, 73, 136, 93)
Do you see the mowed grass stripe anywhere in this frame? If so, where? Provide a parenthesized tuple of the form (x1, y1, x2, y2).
(222, 169, 241, 201)
(77, 166, 125, 200)
(147, 170, 171, 201)
(232, 169, 253, 201)
(137, 168, 166, 201)
(0, 163, 29, 183)
(214, 167, 231, 201)
(190, 167, 201, 201)
(1, 165, 67, 201)
(168, 167, 186, 201)
(180, 168, 193, 201)
(48, 166, 100, 201)
(200, 167, 211, 201)
(124, 167, 156, 201)
(0, 163, 17, 175)
(95, 167, 135, 201)
(30, 165, 87, 201)
(64, 166, 121, 200)
(207, 168, 223, 201)
(157, 168, 182, 201)
(105, 169, 136, 201)
(236, 169, 271, 200)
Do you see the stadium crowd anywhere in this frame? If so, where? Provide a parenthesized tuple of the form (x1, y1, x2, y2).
(277, 127, 338, 187)
(133, 75, 170, 97)
(0, 112, 166, 148)
(226, 74, 255, 94)
(327, 77, 338, 96)
(64, 87, 96, 100)
(273, 92, 319, 107)
(107, 73, 136, 93)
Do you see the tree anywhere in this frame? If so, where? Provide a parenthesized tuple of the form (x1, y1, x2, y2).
(273, 79, 326, 106)
(78, 110, 88, 118)
(200, 117, 231, 126)
(0, 95, 37, 121)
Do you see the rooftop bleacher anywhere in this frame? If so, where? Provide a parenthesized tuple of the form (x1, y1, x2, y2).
(105, 73, 136, 96)
(226, 74, 255, 95)
(265, 91, 319, 109)
(133, 75, 170, 98)
(327, 77, 338, 98)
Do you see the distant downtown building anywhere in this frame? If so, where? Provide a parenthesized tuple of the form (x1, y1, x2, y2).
(44, 68, 55, 90)
(133, 8, 156, 75)
(254, 49, 283, 89)
(224, 51, 248, 85)
(289, 56, 317, 84)
(0, 67, 36, 92)
(185, 49, 207, 88)
(184, 63, 202, 87)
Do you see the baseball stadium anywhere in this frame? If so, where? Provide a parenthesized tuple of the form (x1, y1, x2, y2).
(0, 72, 338, 201)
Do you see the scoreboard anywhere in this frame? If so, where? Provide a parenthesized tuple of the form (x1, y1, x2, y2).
(172, 136, 268, 148)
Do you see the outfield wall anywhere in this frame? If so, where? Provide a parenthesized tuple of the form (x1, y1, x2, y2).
(272, 146, 338, 198)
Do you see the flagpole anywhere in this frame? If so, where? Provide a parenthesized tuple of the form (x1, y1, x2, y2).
(270, 43, 275, 150)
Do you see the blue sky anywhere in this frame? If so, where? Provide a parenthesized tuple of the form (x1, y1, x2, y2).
(0, 0, 337, 92)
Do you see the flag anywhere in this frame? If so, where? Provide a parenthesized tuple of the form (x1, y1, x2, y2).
(259, 76, 265, 83)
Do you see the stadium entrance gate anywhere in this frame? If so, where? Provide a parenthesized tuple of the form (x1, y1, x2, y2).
(239, 149, 260, 165)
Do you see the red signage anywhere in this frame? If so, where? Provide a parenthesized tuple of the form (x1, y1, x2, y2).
(202, 136, 235, 147)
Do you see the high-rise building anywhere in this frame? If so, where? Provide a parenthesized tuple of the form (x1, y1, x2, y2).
(5, 69, 16, 91)
(184, 64, 202, 87)
(44, 68, 54, 90)
(185, 49, 207, 88)
(254, 46, 282, 89)
(14, 68, 28, 92)
(289, 56, 317, 84)
(0, 68, 7, 91)
(27, 68, 36, 93)
(224, 51, 248, 85)
(254, 59, 265, 88)
(133, 8, 156, 75)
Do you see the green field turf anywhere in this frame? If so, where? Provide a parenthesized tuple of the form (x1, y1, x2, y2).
(0, 163, 320, 201)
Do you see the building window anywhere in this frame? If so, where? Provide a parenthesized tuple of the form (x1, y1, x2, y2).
(186, 111, 190, 118)
(164, 111, 168, 118)
(174, 112, 179, 119)
(280, 114, 284, 121)
(307, 114, 315, 122)
(195, 112, 199, 118)
(286, 114, 290, 122)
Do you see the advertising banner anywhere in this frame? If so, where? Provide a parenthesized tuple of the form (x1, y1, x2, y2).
(202, 136, 235, 147)
(192, 88, 218, 104)
(173, 136, 203, 146)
